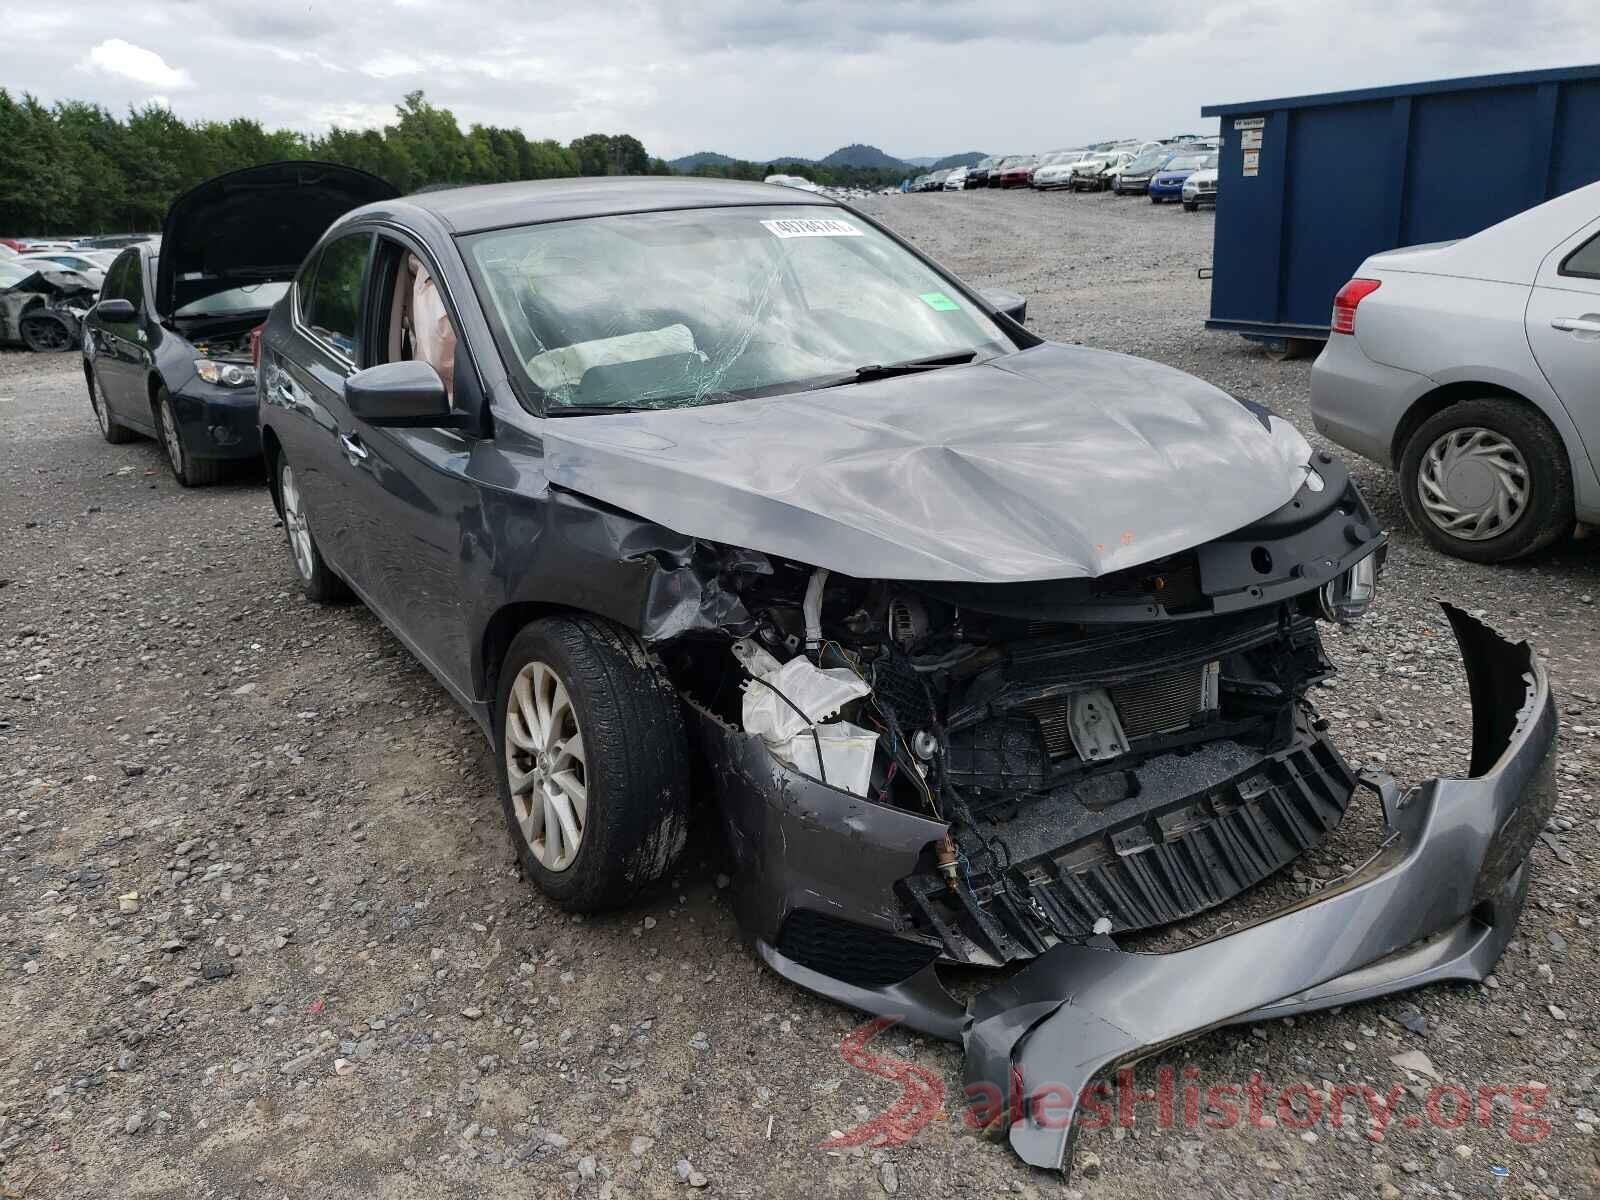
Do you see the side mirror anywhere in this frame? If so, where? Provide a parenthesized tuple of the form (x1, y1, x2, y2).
(346, 360, 451, 427)
(979, 287, 1027, 325)
(96, 298, 135, 322)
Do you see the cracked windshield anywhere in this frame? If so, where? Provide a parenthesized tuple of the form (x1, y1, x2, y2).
(465, 205, 1013, 411)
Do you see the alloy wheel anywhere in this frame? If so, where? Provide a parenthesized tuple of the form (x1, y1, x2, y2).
(279, 462, 316, 581)
(22, 318, 71, 352)
(1416, 427, 1530, 541)
(159, 399, 186, 477)
(504, 660, 588, 873)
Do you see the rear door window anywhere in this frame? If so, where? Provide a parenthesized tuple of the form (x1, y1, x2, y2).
(301, 233, 373, 361)
(1561, 231, 1600, 280)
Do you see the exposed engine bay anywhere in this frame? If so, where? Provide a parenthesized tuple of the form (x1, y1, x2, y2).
(654, 451, 1386, 974)
(186, 328, 256, 361)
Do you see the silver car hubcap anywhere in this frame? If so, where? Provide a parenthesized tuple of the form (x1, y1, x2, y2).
(160, 401, 184, 475)
(1417, 427, 1529, 541)
(279, 463, 315, 580)
(504, 661, 587, 873)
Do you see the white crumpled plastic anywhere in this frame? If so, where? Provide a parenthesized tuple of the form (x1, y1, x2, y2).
(732, 640, 879, 797)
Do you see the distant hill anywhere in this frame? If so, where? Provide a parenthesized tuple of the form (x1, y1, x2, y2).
(817, 143, 908, 170)
(667, 151, 738, 172)
(662, 144, 985, 183)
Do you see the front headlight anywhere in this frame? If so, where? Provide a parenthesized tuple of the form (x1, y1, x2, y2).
(1318, 551, 1379, 622)
(195, 358, 255, 388)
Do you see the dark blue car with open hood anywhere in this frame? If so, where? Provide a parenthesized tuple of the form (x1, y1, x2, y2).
(79, 161, 395, 484)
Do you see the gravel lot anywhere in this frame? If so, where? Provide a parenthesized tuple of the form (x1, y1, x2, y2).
(3, 188, 1598, 1200)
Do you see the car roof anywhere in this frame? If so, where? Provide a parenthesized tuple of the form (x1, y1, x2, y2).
(374, 176, 837, 235)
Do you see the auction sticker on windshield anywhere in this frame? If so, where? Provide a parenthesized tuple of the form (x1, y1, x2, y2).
(762, 217, 863, 238)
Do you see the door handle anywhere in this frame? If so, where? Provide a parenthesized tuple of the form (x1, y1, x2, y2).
(339, 432, 369, 461)
(1551, 316, 1600, 335)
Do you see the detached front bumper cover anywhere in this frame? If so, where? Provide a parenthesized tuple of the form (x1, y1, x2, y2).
(711, 605, 1554, 1175)
(965, 603, 1556, 1173)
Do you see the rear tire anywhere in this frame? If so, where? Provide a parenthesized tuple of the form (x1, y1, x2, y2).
(86, 366, 134, 443)
(275, 453, 350, 602)
(494, 616, 690, 913)
(157, 389, 223, 486)
(1262, 337, 1318, 362)
(1398, 398, 1573, 563)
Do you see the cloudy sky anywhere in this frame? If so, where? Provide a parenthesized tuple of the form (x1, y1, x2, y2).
(8, 1, 1600, 160)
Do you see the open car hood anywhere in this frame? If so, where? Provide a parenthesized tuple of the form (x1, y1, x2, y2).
(542, 342, 1313, 583)
(156, 161, 396, 317)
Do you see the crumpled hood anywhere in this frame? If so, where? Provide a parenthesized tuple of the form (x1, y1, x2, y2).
(542, 342, 1312, 583)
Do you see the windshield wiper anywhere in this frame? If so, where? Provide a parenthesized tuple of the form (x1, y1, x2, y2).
(544, 404, 651, 416)
(856, 350, 979, 378)
(821, 350, 979, 388)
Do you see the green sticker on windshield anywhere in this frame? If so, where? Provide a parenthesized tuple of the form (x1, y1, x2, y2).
(918, 291, 960, 311)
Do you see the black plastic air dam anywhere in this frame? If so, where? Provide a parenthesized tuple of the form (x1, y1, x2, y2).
(703, 605, 1555, 1177)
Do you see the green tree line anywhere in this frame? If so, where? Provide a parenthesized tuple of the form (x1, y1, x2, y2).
(0, 90, 674, 236)
(683, 158, 905, 191)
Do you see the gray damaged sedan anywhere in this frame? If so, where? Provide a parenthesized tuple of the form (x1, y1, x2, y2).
(257, 178, 1556, 1174)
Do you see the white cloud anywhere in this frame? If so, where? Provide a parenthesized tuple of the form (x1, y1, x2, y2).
(307, 101, 399, 131)
(81, 38, 193, 89)
(360, 52, 425, 80)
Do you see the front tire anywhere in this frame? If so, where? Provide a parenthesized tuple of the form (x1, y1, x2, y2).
(86, 365, 134, 443)
(21, 314, 74, 353)
(1398, 398, 1573, 563)
(157, 389, 223, 486)
(276, 454, 350, 602)
(495, 616, 690, 913)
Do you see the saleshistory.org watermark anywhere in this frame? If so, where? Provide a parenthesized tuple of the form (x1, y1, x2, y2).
(819, 1018, 1553, 1151)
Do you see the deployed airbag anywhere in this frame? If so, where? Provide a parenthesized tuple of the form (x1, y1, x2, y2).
(528, 323, 697, 395)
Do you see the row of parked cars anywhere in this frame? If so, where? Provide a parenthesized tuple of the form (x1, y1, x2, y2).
(61, 162, 1558, 1186)
(0, 233, 158, 351)
(909, 139, 1221, 210)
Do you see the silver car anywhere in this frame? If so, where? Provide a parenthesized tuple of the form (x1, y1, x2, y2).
(1311, 181, 1600, 562)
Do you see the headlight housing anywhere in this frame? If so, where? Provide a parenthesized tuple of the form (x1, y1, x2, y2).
(1318, 551, 1379, 622)
(195, 358, 255, 387)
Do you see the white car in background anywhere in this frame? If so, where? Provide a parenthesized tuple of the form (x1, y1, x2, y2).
(1069, 150, 1134, 192)
(1182, 168, 1218, 211)
(1028, 151, 1084, 191)
(1311, 180, 1600, 562)
(11, 252, 112, 290)
(943, 166, 969, 190)
(763, 174, 820, 192)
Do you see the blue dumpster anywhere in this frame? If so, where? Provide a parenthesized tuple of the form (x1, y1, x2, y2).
(1202, 64, 1600, 350)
